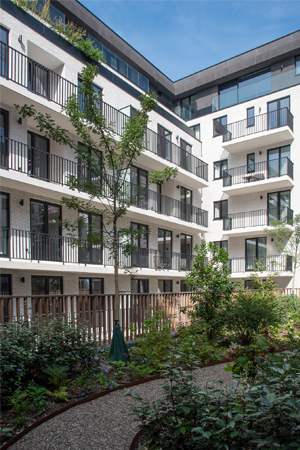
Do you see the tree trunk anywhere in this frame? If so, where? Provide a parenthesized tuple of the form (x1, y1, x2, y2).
(113, 219, 120, 322)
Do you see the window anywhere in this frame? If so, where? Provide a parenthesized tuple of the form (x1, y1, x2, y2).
(296, 56, 300, 76)
(268, 145, 290, 178)
(131, 222, 148, 268)
(158, 229, 172, 270)
(268, 190, 291, 224)
(27, 131, 49, 180)
(131, 279, 149, 294)
(213, 116, 227, 137)
(247, 107, 255, 127)
(78, 77, 102, 112)
(0, 109, 8, 169)
(180, 186, 192, 221)
(79, 278, 104, 294)
(214, 159, 228, 180)
(1, 274, 11, 323)
(0, 26, 9, 78)
(214, 240, 228, 252)
(181, 234, 193, 270)
(158, 280, 173, 293)
(0, 192, 9, 257)
(214, 200, 228, 220)
(157, 125, 172, 160)
(78, 212, 103, 264)
(28, 59, 49, 98)
(180, 95, 197, 120)
(247, 153, 255, 173)
(131, 165, 148, 209)
(180, 280, 192, 292)
(268, 97, 290, 129)
(180, 139, 192, 171)
(30, 200, 61, 261)
(190, 124, 200, 141)
(245, 237, 267, 271)
(32, 276, 63, 295)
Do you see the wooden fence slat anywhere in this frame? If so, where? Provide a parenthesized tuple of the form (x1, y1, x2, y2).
(92, 296, 96, 342)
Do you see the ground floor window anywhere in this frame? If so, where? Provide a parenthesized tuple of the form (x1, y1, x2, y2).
(131, 279, 149, 294)
(0, 274, 11, 323)
(79, 278, 104, 295)
(31, 276, 63, 295)
(158, 280, 173, 292)
(180, 279, 192, 292)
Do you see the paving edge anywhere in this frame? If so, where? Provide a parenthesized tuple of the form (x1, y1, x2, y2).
(0, 358, 236, 450)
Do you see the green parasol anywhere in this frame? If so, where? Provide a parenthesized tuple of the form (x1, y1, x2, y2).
(109, 322, 129, 364)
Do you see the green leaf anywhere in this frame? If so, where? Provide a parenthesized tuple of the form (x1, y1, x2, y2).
(202, 431, 211, 439)
(182, 406, 191, 414)
(180, 427, 186, 434)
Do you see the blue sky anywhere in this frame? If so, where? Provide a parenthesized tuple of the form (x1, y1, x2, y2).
(79, 0, 300, 81)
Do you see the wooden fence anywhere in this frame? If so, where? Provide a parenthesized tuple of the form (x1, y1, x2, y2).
(0, 293, 193, 344)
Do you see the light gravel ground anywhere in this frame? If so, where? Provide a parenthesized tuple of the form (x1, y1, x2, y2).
(10, 363, 233, 450)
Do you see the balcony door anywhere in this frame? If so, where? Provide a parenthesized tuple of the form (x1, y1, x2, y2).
(157, 125, 171, 160)
(158, 280, 173, 292)
(181, 234, 193, 270)
(28, 59, 50, 98)
(0, 192, 9, 257)
(27, 131, 49, 180)
(158, 229, 172, 269)
(78, 212, 103, 264)
(245, 237, 267, 271)
(131, 222, 148, 268)
(268, 97, 290, 130)
(267, 145, 290, 178)
(0, 109, 8, 169)
(180, 186, 192, 222)
(30, 200, 61, 261)
(180, 139, 192, 172)
(0, 26, 8, 78)
(131, 166, 148, 209)
(268, 190, 291, 224)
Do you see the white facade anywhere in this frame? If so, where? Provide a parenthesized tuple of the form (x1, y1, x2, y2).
(0, 1, 299, 296)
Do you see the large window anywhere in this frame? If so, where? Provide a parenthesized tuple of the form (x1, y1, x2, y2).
(78, 77, 102, 112)
(158, 229, 172, 270)
(268, 190, 291, 224)
(0, 26, 8, 78)
(131, 166, 148, 209)
(214, 200, 228, 220)
(180, 186, 192, 222)
(214, 159, 228, 180)
(180, 139, 192, 171)
(1, 274, 11, 323)
(0, 109, 8, 169)
(180, 280, 192, 292)
(267, 145, 290, 178)
(131, 279, 149, 294)
(27, 131, 49, 180)
(245, 237, 267, 271)
(0, 192, 9, 257)
(157, 125, 172, 160)
(181, 234, 193, 270)
(247, 107, 255, 127)
(28, 59, 49, 98)
(158, 280, 173, 293)
(30, 200, 61, 261)
(131, 222, 148, 268)
(180, 95, 197, 120)
(214, 240, 228, 252)
(296, 56, 300, 76)
(247, 153, 255, 173)
(32, 276, 63, 295)
(78, 212, 103, 264)
(190, 124, 200, 141)
(79, 278, 104, 295)
(213, 116, 227, 137)
(268, 96, 290, 130)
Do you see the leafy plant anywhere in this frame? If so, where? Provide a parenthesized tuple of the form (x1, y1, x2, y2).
(42, 364, 68, 389)
(127, 362, 156, 379)
(51, 387, 68, 403)
(26, 384, 50, 414)
(184, 241, 236, 339)
(226, 273, 282, 345)
(110, 361, 126, 378)
(0, 427, 14, 440)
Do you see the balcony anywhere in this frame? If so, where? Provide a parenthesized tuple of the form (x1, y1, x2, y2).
(0, 42, 208, 183)
(222, 157, 294, 196)
(223, 207, 294, 237)
(0, 228, 194, 272)
(222, 109, 294, 154)
(230, 255, 292, 275)
(0, 137, 208, 228)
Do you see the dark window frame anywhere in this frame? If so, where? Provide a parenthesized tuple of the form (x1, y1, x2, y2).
(30, 199, 62, 235)
(79, 277, 104, 295)
(158, 279, 173, 293)
(214, 200, 228, 220)
(131, 278, 149, 294)
(190, 123, 200, 141)
(213, 159, 228, 180)
(0, 26, 9, 78)
(0, 109, 9, 169)
(31, 275, 63, 295)
(213, 240, 228, 252)
(213, 116, 227, 137)
(296, 56, 300, 76)
(247, 107, 255, 127)
(247, 153, 255, 173)
(245, 237, 267, 270)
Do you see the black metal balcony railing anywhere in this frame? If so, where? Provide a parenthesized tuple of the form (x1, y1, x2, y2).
(223, 207, 294, 231)
(0, 42, 208, 181)
(230, 255, 292, 273)
(0, 228, 194, 271)
(0, 137, 208, 227)
(223, 157, 294, 187)
(223, 108, 294, 142)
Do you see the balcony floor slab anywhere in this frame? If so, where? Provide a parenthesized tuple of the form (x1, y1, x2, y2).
(222, 175, 294, 196)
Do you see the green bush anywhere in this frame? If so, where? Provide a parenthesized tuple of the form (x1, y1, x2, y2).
(226, 274, 281, 345)
(0, 318, 97, 393)
(128, 350, 300, 449)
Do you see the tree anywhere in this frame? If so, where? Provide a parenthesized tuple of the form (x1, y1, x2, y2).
(184, 241, 236, 339)
(265, 214, 300, 290)
(15, 63, 177, 325)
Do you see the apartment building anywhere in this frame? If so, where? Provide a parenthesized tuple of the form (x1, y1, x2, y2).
(0, 0, 299, 299)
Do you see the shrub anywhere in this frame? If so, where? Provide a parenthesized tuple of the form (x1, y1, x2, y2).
(226, 274, 281, 345)
(128, 350, 300, 449)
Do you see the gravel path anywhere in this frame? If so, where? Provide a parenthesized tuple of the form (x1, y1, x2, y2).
(9, 363, 233, 450)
